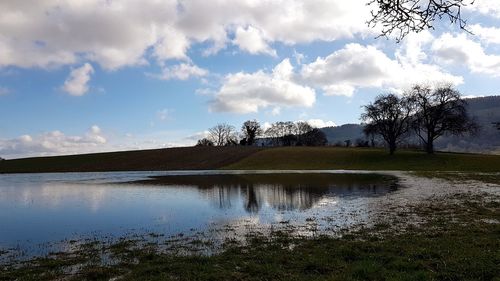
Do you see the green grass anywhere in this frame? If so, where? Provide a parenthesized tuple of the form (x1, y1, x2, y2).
(224, 147, 500, 172)
(0, 146, 262, 173)
(2, 146, 500, 173)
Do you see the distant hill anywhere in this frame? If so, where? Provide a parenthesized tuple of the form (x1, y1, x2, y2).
(321, 124, 364, 145)
(320, 96, 500, 154)
(436, 95, 500, 154)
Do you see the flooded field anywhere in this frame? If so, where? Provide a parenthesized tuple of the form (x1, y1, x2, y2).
(1, 170, 499, 280)
(0, 171, 398, 260)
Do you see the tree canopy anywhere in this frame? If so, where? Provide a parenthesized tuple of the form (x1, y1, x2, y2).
(361, 93, 414, 154)
(409, 85, 478, 153)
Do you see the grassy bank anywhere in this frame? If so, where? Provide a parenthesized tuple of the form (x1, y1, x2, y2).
(0, 147, 262, 173)
(225, 147, 500, 172)
(1, 146, 500, 173)
(2, 190, 498, 280)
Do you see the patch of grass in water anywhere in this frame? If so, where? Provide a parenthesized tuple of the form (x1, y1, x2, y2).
(414, 171, 500, 184)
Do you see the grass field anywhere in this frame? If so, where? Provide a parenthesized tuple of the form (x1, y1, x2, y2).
(2, 146, 500, 173)
(0, 147, 500, 173)
(0, 146, 262, 173)
(225, 147, 500, 172)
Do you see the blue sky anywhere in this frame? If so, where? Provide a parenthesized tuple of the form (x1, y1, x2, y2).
(1, 0, 500, 158)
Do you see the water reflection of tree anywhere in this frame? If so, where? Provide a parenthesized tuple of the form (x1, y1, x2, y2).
(242, 184, 261, 213)
(199, 184, 239, 210)
(145, 174, 398, 214)
(264, 185, 322, 211)
(201, 182, 396, 213)
(203, 183, 325, 213)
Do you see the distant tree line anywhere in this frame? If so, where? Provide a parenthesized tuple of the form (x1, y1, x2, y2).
(361, 84, 478, 154)
(196, 120, 327, 147)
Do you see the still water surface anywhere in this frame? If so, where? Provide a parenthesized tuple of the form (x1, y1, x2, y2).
(0, 171, 398, 257)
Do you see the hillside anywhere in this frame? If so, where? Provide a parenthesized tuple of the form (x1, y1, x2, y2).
(1, 146, 500, 173)
(321, 124, 364, 145)
(435, 95, 500, 153)
(321, 96, 500, 153)
(0, 146, 262, 173)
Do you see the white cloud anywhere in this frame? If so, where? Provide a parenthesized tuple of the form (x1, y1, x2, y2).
(270, 107, 281, 116)
(0, 0, 373, 70)
(301, 41, 463, 96)
(301, 44, 396, 96)
(469, 24, 500, 45)
(468, 0, 500, 18)
(262, 122, 273, 132)
(0, 125, 107, 158)
(0, 0, 172, 70)
(396, 31, 435, 65)
(304, 119, 336, 128)
(153, 27, 191, 61)
(233, 26, 276, 56)
(155, 63, 208, 80)
(432, 33, 500, 77)
(211, 59, 316, 113)
(62, 63, 94, 96)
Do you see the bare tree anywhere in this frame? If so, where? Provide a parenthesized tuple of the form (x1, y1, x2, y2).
(196, 138, 214, 146)
(208, 123, 237, 146)
(302, 128, 328, 146)
(361, 93, 414, 154)
(241, 120, 262, 146)
(368, 0, 474, 42)
(265, 121, 298, 146)
(295, 121, 313, 145)
(296, 121, 313, 135)
(409, 85, 478, 154)
(265, 124, 281, 146)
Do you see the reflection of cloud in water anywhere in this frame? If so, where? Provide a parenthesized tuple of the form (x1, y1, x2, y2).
(0, 183, 108, 212)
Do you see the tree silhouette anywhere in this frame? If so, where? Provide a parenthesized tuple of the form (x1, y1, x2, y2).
(196, 138, 214, 146)
(301, 128, 328, 146)
(241, 120, 262, 146)
(295, 121, 314, 145)
(208, 123, 238, 146)
(368, 0, 474, 42)
(409, 85, 478, 153)
(361, 93, 414, 154)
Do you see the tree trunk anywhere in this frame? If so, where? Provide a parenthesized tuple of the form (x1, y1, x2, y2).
(425, 139, 434, 154)
(389, 140, 396, 155)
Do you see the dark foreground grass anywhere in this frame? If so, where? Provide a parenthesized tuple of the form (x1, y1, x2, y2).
(2, 192, 498, 281)
(225, 147, 500, 172)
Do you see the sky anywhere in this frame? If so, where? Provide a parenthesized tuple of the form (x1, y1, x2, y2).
(1, 0, 500, 159)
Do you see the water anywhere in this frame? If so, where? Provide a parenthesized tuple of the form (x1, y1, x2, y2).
(0, 170, 399, 259)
